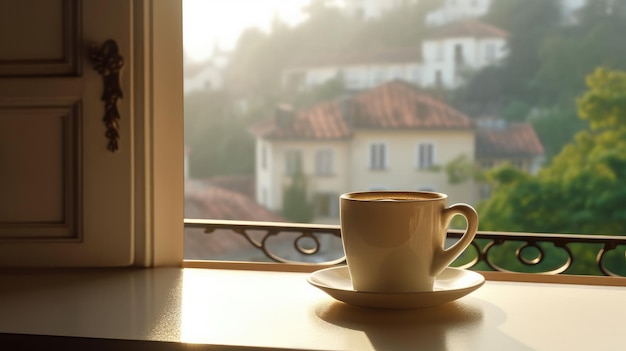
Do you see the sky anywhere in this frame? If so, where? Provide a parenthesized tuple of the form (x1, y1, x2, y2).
(183, 0, 312, 62)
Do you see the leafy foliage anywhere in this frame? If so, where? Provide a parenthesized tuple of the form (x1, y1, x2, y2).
(478, 68, 626, 236)
(184, 90, 255, 178)
(454, 0, 626, 162)
(282, 170, 315, 223)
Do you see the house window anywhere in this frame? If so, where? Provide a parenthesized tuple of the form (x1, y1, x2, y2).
(369, 143, 387, 170)
(436, 42, 444, 61)
(261, 143, 267, 170)
(417, 143, 434, 169)
(485, 42, 496, 62)
(454, 44, 464, 65)
(314, 192, 339, 217)
(315, 149, 334, 176)
(411, 67, 420, 82)
(261, 187, 268, 206)
(435, 70, 443, 87)
(284, 150, 302, 176)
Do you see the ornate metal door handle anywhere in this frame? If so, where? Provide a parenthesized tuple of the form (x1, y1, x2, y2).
(88, 39, 124, 153)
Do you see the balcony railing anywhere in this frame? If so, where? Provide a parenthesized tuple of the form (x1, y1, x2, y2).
(184, 219, 626, 277)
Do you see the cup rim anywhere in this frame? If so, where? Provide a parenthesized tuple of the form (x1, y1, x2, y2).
(340, 190, 447, 202)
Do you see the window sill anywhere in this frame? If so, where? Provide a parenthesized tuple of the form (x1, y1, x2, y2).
(0, 264, 624, 350)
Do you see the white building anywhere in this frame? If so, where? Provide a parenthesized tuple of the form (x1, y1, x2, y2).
(252, 81, 543, 223)
(283, 47, 422, 91)
(425, 0, 589, 27)
(253, 81, 476, 223)
(252, 80, 543, 223)
(421, 19, 508, 88)
(560, 0, 587, 25)
(342, 0, 420, 20)
(426, 0, 492, 27)
(183, 49, 230, 94)
(184, 63, 223, 94)
(282, 19, 507, 91)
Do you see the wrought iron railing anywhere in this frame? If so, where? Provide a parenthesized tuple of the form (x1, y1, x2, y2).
(184, 219, 626, 277)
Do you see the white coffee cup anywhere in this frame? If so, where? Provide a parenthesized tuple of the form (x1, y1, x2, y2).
(340, 191, 478, 293)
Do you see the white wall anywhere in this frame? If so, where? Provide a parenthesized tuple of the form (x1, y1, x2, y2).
(256, 138, 274, 208)
(348, 129, 476, 204)
(286, 61, 422, 92)
(258, 139, 350, 213)
(184, 64, 223, 94)
(343, 0, 419, 20)
(421, 36, 506, 88)
(426, 0, 492, 27)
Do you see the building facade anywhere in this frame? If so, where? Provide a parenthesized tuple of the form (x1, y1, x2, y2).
(254, 81, 473, 223)
(253, 81, 544, 223)
(425, 0, 492, 27)
(282, 20, 508, 92)
(342, 0, 420, 20)
(421, 19, 508, 88)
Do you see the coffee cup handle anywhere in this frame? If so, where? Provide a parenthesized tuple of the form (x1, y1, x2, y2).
(431, 203, 478, 276)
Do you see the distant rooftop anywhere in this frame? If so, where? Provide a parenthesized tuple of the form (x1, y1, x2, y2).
(251, 80, 474, 140)
(252, 80, 544, 159)
(476, 123, 544, 158)
(184, 184, 285, 260)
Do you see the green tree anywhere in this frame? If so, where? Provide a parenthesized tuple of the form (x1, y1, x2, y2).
(528, 105, 587, 160)
(474, 68, 626, 275)
(282, 170, 315, 223)
(184, 89, 255, 178)
(479, 68, 626, 235)
(534, 0, 626, 105)
(285, 75, 348, 109)
(481, 0, 562, 108)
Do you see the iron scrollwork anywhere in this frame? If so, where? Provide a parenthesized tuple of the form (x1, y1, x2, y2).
(88, 39, 124, 153)
(185, 219, 626, 277)
(444, 231, 625, 276)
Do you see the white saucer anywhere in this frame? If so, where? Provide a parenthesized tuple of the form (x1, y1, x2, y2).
(308, 266, 484, 309)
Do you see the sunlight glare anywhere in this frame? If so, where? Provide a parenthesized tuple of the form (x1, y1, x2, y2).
(183, 0, 311, 62)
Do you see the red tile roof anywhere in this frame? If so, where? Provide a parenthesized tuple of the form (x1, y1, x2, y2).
(250, 101, 353, 140)
(251, 80, 473, 140)
(476, 123, 544, 158)
(186, 185, 283, 222)
(184, 184, 285, 259)
(427, 20, 509, 40)
(354, 80, 473, 129)
(206, 175, 256, 199)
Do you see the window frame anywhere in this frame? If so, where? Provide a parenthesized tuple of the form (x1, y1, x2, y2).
(416, 142, 435, 170)
(313, 192, 340, 218)
(315, 148, 334, 176)
(136, 0, 185, 267)
(368, 142, 388, 170)
(284, 149, 303, 176)
(177, 0, 624, 276)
